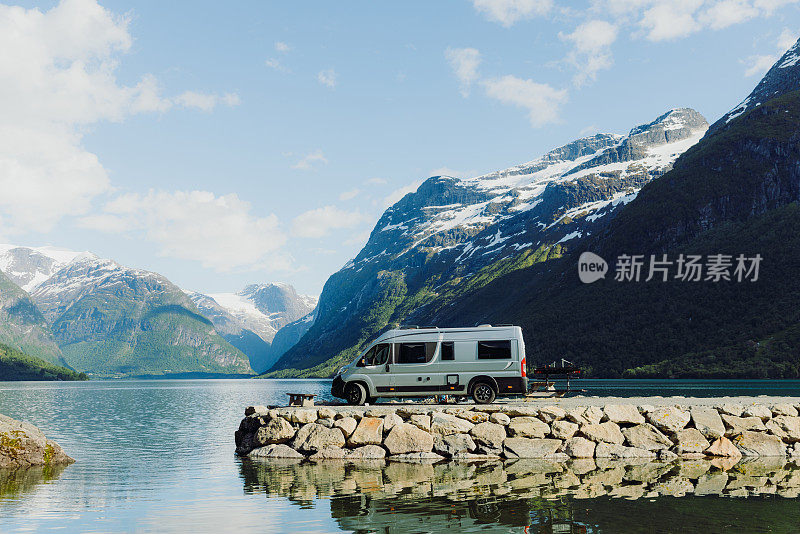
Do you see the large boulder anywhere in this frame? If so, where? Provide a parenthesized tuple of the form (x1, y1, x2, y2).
(347, 417, 384, 447)
(255, 417, 296, 445)
(383, 413, 403, 433)
(291, 423, 346, 453)
(409, 414, 431, 432)
(334, 417, 358, 438)
(248, 444, 304, 459)
(345, 445, 386, 459)
(581, 422, 624, 444)
(721, 415, 766, 437)
(674, 428, 710, 454)
(594, 442, 655, 459)
(621, 424, 673, 451)
(470, 422, 507, 454)
(647, 407, 690, 434)
(551, 420, 578, 440)
(490, 412, 511, 425)
(563, 437, 596, 458)
(733, 431, 786, 457)
(770, 415, 800, 442)
(503, 438, 562, 458)
(244, 405, 269, 416)
(0, 414, 74, 469)
(690, 407, 726, 439)
(742, 404, 772, 422)
(604, 404, 645, 425)
(309, 447, 347, 460)
(384, 423, 434, 454)
(430, 412, 474, 436)
(433, 433, 476, 457)
(538, 406, 567, 423)
(507, 417, 550, 439)
(772, 404, 799, 417)
(290, 409, 318, 424)
(705, 437, 742, 458)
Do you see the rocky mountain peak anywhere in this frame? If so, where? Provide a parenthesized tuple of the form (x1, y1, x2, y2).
(627, 108, 709, 146)
(708, 37, 800, 135)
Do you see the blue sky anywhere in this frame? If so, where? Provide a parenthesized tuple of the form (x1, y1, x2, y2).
(1, 0, 799, 296)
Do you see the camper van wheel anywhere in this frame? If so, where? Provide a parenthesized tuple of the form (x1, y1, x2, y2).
(345, 382, 367, 406)
(471, 382, 496, 404)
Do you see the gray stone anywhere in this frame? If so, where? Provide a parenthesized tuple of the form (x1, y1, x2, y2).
(317, 407, 336, 419)
(0, 414, 74, 468)
(705, 436, 742, 459)
(603, 404, 645, 425)
(594, 442, 655, 459)
(254, 417, 296, 445)
(470, 422, 507, 453)
(584, 406, 604, 424)
(456, 411, 489, 424)
(551, 420, 578, 440)
(621, 424, 673, 451)
(348, 417, 383, 447)
(566, 407, 590, 426)
(771, 415, 800, 442)
(345, 445, 386, 459)
(315, 418, 333, 428)
(733, 431, 786, 457)
(409, 414, 431, 432)
(290, 408, 318, 424)
(490, 412, 511, 425)
(647, 407, 690, 434)
(563, 437, 595, 458)
(772, 404, 799, 417)
(384, 423, 434, 454)
(451, 451, 502, 461)
(390, 452, 446, 462)
(507, 416, 550, 438)
(674, 428, 710, 454)
(434, 433, 476, 457)
(581, 422, 624, 444)
(248, 444, 303, 459)
(657, 449, 678, 462)
(690, 407, 726, 439)
(430, 412, 474, 436)
(334, 417, 357, 438)
(383, 413, 403, 433)
(742, 404, 772, 422)
(291, 423, 346, 453)
(503, 438, 563, 458)
(695, 472, 728, 495)
(244, 405, 268, 416)
(721, 414, 767, 436)
(719, 403, 744, 417)
(538, 406, 567, 423)
(503, 406, 539, 417)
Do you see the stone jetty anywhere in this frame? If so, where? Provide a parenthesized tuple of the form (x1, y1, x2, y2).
(0, 413, 74, 469)
(235, 399, 800, 462)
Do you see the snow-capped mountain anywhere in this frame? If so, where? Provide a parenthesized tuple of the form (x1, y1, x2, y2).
(187, 283, 317, 373)
(0, 245, 253, 376)
(271, 108, 709, 375)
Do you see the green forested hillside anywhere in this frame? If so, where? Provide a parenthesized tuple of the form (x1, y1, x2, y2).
(0, 343, 87, 381)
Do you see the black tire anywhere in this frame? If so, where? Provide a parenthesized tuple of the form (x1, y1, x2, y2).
(471, 382, 496, 404)
(345, 382, 367, 406)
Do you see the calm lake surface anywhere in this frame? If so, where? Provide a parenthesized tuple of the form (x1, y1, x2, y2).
(1, 378, 799, 533)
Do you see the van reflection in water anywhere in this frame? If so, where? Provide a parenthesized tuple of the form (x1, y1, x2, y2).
(238, 457, 800, 533)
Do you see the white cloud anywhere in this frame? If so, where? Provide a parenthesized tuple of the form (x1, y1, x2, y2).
(344, 228, 372, 247)
(383, 180, 424, 208)
(275, 41, 291, 52)
(0, 0, 236, 236)
(639, 0, 703, 41)
(317, 68, 337, 89)
(339, 188, 361, 201)
(777, 27, 799, 51)
(429, 167, 468, 178)
(472, 0, 553, 26)
(292, 150, 328, 170)
(222, 92, 241, 106)
(743, 54, 778, 76)
(79, 190, 288, 271)
(482, 75, 567, 127)
(365, 177, 388, 185)
(291, 206, 367, 238)
(445, 47, 482, 97)
(175, 91, 216, 111)
(561, 20, 618, 85)
(265, 58, 285, 71)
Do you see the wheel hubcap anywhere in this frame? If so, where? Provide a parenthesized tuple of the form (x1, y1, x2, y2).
(476, 385, 491, 401)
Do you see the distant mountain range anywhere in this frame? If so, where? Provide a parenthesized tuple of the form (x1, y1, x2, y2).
(0, 245, 315, 377)
(269, 38, 800, 379)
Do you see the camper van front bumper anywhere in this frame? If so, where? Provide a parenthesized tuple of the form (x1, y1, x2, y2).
(331, 375, 346, 399)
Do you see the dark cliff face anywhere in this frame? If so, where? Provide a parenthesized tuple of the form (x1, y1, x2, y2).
(269, 108, 709, 376)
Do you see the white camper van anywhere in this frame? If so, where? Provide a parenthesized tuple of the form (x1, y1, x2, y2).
(331, 325, 528, 405)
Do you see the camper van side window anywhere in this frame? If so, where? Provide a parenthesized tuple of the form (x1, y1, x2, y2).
(374, 344, 390, 366)
(398, 342, 436, 364)
(440, 342, 455, 361)
(358, 346, 376, 366)
(477, 340, 512, 359)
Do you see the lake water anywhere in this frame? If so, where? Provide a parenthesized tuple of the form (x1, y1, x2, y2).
(1, 378, 800, 533)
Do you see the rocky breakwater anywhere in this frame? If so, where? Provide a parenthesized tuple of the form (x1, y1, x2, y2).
(235, 402, 800, 462)
(0, 413, 74, 469)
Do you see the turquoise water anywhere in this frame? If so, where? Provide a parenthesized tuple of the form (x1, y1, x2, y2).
(0, 378, 798, 533)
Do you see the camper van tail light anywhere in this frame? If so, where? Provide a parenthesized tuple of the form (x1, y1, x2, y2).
(521, 356, 527, 377)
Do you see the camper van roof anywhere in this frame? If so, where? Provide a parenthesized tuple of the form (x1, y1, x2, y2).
(374, 324, 518, 341)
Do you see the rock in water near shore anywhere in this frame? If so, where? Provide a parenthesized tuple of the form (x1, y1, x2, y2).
(0, 413, 74, 468)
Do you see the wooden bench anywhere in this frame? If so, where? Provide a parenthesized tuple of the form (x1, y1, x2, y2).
(287, 393, 316, 407)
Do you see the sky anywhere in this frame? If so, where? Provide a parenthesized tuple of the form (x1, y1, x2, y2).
(0, 0, 798, 297)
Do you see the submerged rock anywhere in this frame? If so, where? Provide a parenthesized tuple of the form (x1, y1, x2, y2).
(0, 414, 74, 469)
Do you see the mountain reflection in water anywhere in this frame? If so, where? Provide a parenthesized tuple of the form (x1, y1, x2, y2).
(239, 458, 800, 533)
